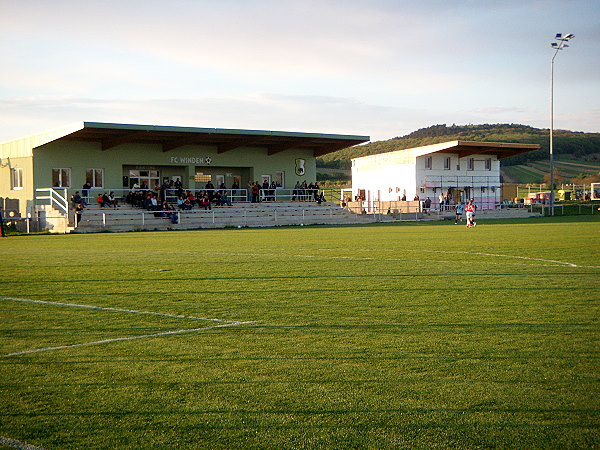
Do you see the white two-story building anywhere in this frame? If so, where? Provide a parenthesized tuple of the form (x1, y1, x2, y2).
(351, 140, 539, 210)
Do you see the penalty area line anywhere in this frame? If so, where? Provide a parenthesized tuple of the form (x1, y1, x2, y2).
(2, 321, 253, 358)
(0, 296, 231, 323)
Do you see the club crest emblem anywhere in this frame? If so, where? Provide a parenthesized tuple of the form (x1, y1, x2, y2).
(295, 158, 305, 176)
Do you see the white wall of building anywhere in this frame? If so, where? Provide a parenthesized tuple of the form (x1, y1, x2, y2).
(351, 151, 417, 202)
(416, 153, 500, 207)
(352, 149, 502, 210)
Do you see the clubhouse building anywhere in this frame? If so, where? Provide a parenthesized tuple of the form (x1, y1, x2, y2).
(351, 140, 539, 211)
(0, 121, 369, 216)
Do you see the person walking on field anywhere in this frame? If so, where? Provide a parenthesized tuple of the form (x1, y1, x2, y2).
(465, 200, 476, 228)
(455, 201, 464, 224)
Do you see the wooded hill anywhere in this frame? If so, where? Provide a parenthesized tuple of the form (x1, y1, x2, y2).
(317, 124, 600, 185)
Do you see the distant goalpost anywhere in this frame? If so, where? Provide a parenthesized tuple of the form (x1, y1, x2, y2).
(592, 183, 600, 200)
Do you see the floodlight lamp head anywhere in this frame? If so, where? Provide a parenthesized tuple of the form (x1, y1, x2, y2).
(555, 33, 562, 39)
(564, 33, 575, 40)
(551, 42, 558, 47)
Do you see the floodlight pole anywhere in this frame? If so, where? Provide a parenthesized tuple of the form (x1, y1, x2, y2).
(549, 33, 574, 216)
(550, 49, 556, 216)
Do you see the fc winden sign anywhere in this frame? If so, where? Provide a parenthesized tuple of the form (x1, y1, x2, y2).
(170, 156, 212, 165)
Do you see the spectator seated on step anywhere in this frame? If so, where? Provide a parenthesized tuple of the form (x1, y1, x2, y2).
(126, 190, 147, 208)
(71, 191, 87, 207)
(97, 193, 111, 208)
(177, 195, 193, 210)
(165, 202, 179, 224)
(200, 194, 211, 210)
(195, 191, 203, 207)
(107, 192, 119, 208)
(145, 193, 160, 211)
(219, 191, 232, 207)
(212, 191, 222, 206)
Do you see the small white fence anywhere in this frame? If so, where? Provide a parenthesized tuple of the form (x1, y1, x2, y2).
(35, 188, 69, 214)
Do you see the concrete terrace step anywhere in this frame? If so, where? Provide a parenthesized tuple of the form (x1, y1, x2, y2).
(72, 202, 374, 233)
(70, 203, 541, 233)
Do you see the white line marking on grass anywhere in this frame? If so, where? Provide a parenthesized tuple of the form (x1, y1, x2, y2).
(395, 249, 595, 268)
(2, 321, 253, 357)
(0, 436, 46, 450)
(452, 251, 580, 267)
(204, 250, 598, 268)
(293, 252, 590, 268)
(0, 296, 253, 358)
(0, 296, 229, 323)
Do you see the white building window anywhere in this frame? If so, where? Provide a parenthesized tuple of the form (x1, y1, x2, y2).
(485, 158, 492, 171)
(52, 168, 71, 188)
(467, 158, 475, 171)
(86, 168, 104, 188)
(444, 157, 451, 170)
(425, 156, 432, 170)
(11, 168, 23, 190)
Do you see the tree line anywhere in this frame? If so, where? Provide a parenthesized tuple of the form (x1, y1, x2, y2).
(317, 123, 600, 168)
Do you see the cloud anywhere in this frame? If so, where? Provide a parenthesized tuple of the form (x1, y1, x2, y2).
(472, 106, 536, 115)
(0, 94, 428, 142)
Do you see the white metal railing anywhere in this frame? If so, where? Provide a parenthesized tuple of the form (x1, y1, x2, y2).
(71, 187, 341, 207)
(35, 188, 69, 214)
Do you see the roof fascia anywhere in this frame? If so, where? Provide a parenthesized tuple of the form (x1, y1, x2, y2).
(83, 122, 369, 142)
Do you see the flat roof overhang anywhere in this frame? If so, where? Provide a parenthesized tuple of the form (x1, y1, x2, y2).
(428, 140, 540, 159)
(55, 122, 370, 157)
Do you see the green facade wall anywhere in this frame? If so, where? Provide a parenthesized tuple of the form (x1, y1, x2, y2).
(32, 140, 316, 193)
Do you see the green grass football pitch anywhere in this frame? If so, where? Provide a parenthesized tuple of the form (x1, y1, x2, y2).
(1, 217, 599, 448)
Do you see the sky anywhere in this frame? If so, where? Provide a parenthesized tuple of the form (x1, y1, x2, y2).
(1, 0, 599, 143)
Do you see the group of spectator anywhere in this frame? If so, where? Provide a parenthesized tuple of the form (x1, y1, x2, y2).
(97, 192, 119, 208)
(175, 190, 232, 211)
(72, 178, 327, 225)
(292, 181, 323, 203)
(247, 180, 279, 202)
